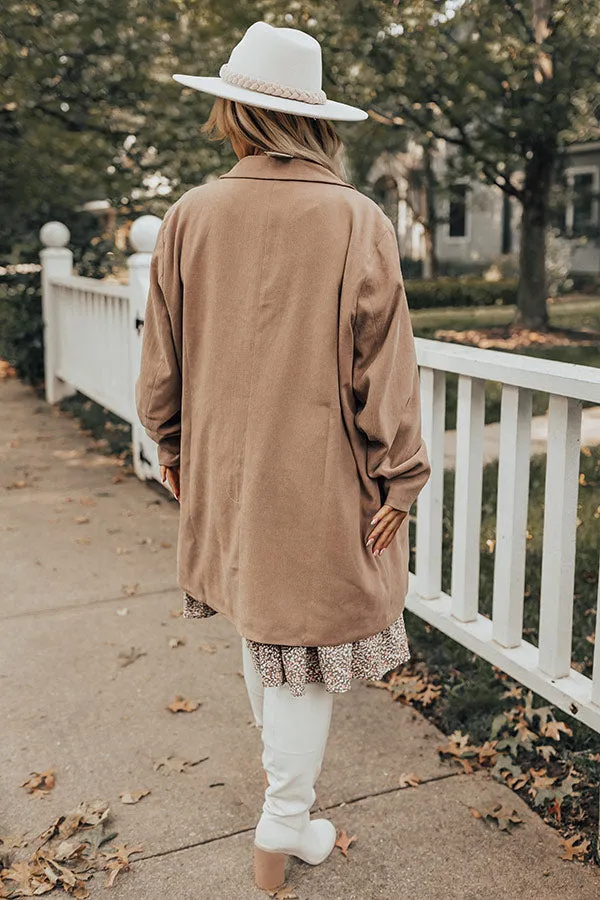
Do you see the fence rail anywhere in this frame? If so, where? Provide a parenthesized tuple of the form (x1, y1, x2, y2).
(410, 339, 600, 733)
(39, 218, 600, 807)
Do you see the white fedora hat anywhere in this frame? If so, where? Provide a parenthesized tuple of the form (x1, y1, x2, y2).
(173, 21, 369, 122)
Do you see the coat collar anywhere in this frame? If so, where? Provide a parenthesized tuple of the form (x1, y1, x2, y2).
(218, 153, 357, 191)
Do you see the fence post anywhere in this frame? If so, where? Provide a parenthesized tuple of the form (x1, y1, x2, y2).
(128, 215, 163, 481)
(39, 221, 75, 404)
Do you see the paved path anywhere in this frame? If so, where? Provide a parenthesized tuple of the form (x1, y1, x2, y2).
(444, 405, 600, 469)
(1, 376, 599, 899)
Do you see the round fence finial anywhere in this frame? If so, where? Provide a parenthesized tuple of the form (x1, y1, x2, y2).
(40, 221, 70, 248)
(130, 215, 162, 253)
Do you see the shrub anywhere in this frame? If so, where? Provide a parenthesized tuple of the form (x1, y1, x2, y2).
(0, 270, 44, 385)
(405, 276, 518, 309)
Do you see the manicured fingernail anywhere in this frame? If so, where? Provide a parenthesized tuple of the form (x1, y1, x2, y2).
(366, 538, 373, 546)
(370, 518, 377, 525)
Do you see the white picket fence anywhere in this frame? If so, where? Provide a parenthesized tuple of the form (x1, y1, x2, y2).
(40, 217, 163, 482)
(40, 218, 600, 746)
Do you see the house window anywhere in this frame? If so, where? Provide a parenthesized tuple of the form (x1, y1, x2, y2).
(448, 184, 468, 237)
(572, 172, 594, 234)
(563, 168, 598, 236)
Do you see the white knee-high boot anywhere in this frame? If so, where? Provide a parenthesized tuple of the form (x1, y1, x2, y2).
(242, 638, 264, 730)
(254, 681, 336, 891)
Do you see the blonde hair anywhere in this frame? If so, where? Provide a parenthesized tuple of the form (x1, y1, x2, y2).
(201, 96, 349, 182)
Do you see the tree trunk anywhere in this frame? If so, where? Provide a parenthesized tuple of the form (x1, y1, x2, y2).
(515, 152, 555, 329)
(421, 145, 439, 279)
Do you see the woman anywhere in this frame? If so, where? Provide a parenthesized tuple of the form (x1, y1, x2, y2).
(135, 20, 431, 893)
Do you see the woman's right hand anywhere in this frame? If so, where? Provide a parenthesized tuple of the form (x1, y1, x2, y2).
(160, 465, 181, 503)
(365, 504, 407, 557)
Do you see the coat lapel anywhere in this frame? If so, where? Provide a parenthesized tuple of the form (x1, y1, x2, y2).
(218, 153, 357, 191)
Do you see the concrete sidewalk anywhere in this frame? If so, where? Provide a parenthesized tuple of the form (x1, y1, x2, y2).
(1, 376, 598, 899)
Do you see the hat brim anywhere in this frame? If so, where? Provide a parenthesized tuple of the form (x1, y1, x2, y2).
(172, 74, 369, 122)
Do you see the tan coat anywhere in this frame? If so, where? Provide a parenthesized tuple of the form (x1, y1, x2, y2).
(135, 153, 431, 646)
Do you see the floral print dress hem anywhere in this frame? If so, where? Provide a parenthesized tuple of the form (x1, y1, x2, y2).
(182, 592, 410, 698)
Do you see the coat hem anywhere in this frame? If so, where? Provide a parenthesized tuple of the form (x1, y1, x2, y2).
(180, 588, 408, 647)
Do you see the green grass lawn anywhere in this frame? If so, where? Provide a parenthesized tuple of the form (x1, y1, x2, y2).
(403, 439, 600, 857)
(410, 298, 600, 429)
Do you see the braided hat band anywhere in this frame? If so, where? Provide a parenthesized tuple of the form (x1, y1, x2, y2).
(219, 62, 327, 106)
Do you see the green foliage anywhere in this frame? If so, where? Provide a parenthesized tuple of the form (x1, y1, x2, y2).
(0, 272, 44, 384)
(59, 393, 132, 463)
(406, 277, 517, 310)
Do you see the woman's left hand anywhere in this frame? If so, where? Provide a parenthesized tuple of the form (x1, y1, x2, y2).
(365, 504, 407, 557)
(160, 465, 181, 502)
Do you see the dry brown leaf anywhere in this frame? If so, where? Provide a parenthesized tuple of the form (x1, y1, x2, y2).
(22, 770, 55, 796)
(268, 884, 298, 899)
(537, 744, 557, 762)
(73, 515, 90, 525)
(2, 859, 36, 892)
(167, 696, 200, 714)
(117, 647, 146, 668)
(528, 767, 557, 791)
(169, 608, 183, 618)
(334, 830, 357, 857)
(6, 479, 28, 489)
(198, 643, 217, 654)
(398, 772, 421, 788)
(102, 843, 143, 887)
(559, 833, 590, 861)
(119, 790, 150, 805)
(122, 584, 139, 597)
(541, 720, 573, 741)
(473, 803, 524, 832)
(153, 755, 208, 775)
(0, 832, 25, 851)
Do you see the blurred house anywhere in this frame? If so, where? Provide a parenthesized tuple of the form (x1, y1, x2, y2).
(368, 140, 600, 279)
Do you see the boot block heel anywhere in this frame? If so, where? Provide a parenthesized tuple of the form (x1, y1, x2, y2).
(254, 845, 287, 892)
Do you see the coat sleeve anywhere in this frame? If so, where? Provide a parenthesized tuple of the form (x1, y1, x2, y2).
(352, 221, 431, 513)
(134, 217, 182, 468)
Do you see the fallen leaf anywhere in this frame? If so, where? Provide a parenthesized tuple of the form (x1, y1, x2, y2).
(119, 790, 150, 805)
(102, 843, 143, 887)
(168, 637, 185, 649)
(73, 515, 90, 525)
(0, 832, 25, 851)
(334, 830, 357, 857)
(116, 608, 129, 616)
(541, 720, 573, 741)
(160, 541, 172, 549)
(115, 547, 131, 555)
(169, 609, 182, 618)
(559, 833, 590, 861)
(268, 884, 299, 898)
(153, 755, 208, 775)
(167, 696, 200, 713)
(537, 744, 556, 762)
(6, 479, 28, 489)
(472, 802, 524, 832)
(198, 643, 217, 654)
(122, 584, 139, 597)
(22, 770, 55, 796)
(398, 772, 421, 788)
(117, 647, 146, 668)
